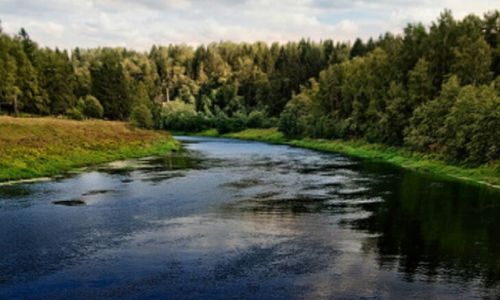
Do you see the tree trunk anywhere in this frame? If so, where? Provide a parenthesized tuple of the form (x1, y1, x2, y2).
(14, 95, 19, 117)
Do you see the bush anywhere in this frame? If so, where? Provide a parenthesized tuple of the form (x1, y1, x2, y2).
(82, 95, 104, 118)
(66, 107, 84, 120)
(247, 110, 266, 128)
(130, 104, 153, 129)
(230, 112, 248, 132)
(76, 98, 86, 113)
(160, 101, 210, 132)
(214, 111, 248, 134)
(305, 115, 337, 139)
(278, 93, 312, 138)
(214, 112, 231, 134)
(262, 116, 279, 129)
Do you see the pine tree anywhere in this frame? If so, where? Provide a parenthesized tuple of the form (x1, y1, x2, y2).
(90, 50, 131, 120)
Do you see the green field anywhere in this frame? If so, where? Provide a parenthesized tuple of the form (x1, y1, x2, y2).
(0, 117, 179, 182)
(197, 128, 500, 189)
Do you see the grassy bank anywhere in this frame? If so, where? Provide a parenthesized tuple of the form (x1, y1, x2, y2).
(0, 116, 178, 182)
(197, 128, 500, 188)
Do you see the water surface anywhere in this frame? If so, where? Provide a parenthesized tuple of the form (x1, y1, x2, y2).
(1, 136, 499, 299)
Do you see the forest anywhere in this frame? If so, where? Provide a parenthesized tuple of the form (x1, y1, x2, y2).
(0, 10, 499, 165)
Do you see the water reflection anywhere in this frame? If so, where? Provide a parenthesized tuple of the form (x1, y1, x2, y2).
(0, 136, 499, 299)
(349, 169, 500, 287)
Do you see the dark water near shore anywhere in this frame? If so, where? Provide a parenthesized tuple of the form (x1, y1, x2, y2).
(1, 136, 500, 299)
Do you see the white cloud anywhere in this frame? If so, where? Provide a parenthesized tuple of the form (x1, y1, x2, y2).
(0, 0, 499, 50)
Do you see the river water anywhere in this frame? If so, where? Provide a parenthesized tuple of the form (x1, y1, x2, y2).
(0, 136, 499, 299)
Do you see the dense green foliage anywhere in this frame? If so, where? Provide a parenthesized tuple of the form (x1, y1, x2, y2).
(0, 10, 499, 165)
(278, 11, 500, 165)
(130, 104, 154, 129)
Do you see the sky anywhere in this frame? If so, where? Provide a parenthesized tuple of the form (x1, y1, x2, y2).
(0, 0, 499, 51)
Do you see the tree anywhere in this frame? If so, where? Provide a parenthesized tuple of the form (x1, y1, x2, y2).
(442, 84, 500, 163)
(482, 11, 500, 76)
(90, 49, 131, 120)
(279, 92, 313, 138)
(401, 23, 428, 80)
(316, 64, 344, 115)
(451, 36, 492, 85)
(0, 34, 21, 115)
(405, 76, 461, 153)
(426, 10, 459, 87)
(17, 28, 37, 63)
(378, 82, 408, 145)
(36, 49, 76, 115)
(407, 58, 433, 106)
(10, 39, 46, 114)
(350, 38, 366, 58)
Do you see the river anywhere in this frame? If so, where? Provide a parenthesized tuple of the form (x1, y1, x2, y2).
(1, 136, 499, 299)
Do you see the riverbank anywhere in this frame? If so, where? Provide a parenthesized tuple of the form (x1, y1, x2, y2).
(195, 128, 500, 189)
(0, 117, 178, 182)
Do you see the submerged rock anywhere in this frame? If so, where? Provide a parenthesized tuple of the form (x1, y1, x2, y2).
(52, 199, 86, 206)
(81, 189, 115, 196)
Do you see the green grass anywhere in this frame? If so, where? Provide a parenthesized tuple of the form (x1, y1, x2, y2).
(194, 128, 500, 189)
(196, 128, 219, 137)
(224, 128, 286, 143)
(0, 116, 179, 182)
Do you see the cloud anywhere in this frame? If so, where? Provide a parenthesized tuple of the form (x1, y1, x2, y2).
(0, 0, 498, 50)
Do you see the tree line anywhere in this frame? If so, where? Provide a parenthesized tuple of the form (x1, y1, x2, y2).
(0, 10, 499, 165)
(0, 24, 337, 121)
